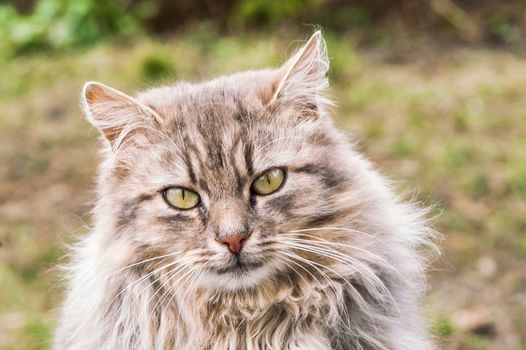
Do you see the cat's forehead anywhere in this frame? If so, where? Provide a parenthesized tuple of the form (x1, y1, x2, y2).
(131, 72, 304, 192)
(135, 70, 293, 158)
(137, 70, 276, 125)
(126, 70, 329, 195)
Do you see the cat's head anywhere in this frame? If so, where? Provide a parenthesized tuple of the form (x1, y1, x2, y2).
(84, 32, 363, 292)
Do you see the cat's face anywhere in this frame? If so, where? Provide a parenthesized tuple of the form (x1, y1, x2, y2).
(85, 32, 356, 291)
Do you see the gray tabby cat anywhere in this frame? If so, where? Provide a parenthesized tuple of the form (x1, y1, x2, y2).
(54, 31, 437, 349)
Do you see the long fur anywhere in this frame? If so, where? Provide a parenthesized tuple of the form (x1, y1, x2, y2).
(54, 32, 437, 350)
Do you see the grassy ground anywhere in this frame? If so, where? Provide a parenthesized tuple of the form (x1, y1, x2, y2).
(0, 30, 525, 349)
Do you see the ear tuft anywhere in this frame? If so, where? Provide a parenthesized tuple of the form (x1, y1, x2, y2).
(270, 31, 330, 110)
(82, 81, 161, 150)
(83, 81, 108, 106)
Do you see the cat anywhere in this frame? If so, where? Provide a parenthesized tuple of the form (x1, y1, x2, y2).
(54, 31, 437, 350)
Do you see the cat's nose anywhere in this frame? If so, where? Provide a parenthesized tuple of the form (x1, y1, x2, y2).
(217, 234, 247, 254)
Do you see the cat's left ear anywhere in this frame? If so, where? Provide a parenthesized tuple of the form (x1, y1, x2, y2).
(82, 81, 162, 150)
(269, 31, 330, 113)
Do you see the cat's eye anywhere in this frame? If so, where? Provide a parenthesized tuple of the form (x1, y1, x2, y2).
(251, 168, 286, 196)
(162, 187, 200, 210)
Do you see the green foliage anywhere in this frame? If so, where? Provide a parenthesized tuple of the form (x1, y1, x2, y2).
(467, 172, 491, 199)
(0, 0, 145, 56)
(1, 0, 526, 59)
(441, 144, 474, 170)
(390, 133, 421, 158)
(488, 14, 520, 44)
(23, 318, 51, 350)
(140, 53, 177, 82)
(432, 317, 455, 337)
(518, 234, 526, 257)
(233, 0, 321, 26)
(507, 161, 526, 194)
(462, 333, 489, 350)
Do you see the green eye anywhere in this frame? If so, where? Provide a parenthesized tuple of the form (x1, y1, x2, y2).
(163, 187, 200, 210)
(252, 168, 285, 195)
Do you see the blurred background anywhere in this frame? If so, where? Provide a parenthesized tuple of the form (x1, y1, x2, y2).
(0, 0, 525, 349)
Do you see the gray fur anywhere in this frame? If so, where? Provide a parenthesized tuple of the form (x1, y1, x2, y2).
(54, 31, 437, 350)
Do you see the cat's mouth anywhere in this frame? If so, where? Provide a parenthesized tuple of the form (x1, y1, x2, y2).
(214, 256, 264, 275)
(200, 255, 279, 291)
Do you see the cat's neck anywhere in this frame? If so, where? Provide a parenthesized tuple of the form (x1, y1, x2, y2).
(174, 277, 338, 349)
(103, 266, 339, 349)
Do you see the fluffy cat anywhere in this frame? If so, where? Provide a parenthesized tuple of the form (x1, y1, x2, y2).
(54, 31, 437, 350)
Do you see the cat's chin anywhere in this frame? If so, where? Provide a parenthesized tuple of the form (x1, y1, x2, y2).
(200, 260, 280, 291)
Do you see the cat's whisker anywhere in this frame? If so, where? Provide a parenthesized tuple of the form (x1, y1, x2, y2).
(132, 268, 184, 349)
(284, 239, 371, 271)
(282, 235, 394, 272)
(278, 253, 333, 306)
(279, 251, 352, 327)
(160, 263, 206, 318)
(180, 264, 207, 310)
(105, 250, 198, 279)
(133, 257, 200, 306)
(147, 263, 197, 332)
(68, 251, 208, 345)
(280, 250, 345, 303)
(282, 240, 399, 313)
(286, 242, 382, 291)
(142, 254, 205, 309)
(148, 270, 180, 319)
(65, 250, 183, 306)
(282, 233, 408, 287)
(123, 254, 206, 303)
(283, 249, 373, 315)
(274, 253, 352, 329)
(281, 232, 401, 275)
(167, 261, 205, 299)
(272, 255, 310, 288)
(64, 253, 199, 345)
(287, 251, 355, 332)
(182, 268, 209, 317)
(285, 243, 397, 298)
(133, 260, 202, 348)
(286, 226, 377, 238)
(282, 232, 386, 261)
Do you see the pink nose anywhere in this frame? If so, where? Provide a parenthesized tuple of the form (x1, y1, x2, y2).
(217, 235, 247, 254)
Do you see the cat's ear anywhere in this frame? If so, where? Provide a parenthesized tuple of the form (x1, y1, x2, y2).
(270, 31, 330, 112)
(82, 81, 161, 149)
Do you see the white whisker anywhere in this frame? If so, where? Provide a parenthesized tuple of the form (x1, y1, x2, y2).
(279, 251, 351, 327)
(282, 239, 399, 312)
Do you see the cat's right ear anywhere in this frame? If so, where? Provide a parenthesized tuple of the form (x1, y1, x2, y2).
(267, 31, 330, 114)
(82, 81, 161, 149)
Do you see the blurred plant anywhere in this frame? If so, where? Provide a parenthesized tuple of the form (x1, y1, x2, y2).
(467, 172, 490, 199)
(140, 52, 176, 82)
(432, 316, 455, 337)
(233, 0, 322, 26)
(23, 318, 51, 350)
(0, 0, 156, 56)
(1, 0, 525, 57)
(487, 14, 520, 44)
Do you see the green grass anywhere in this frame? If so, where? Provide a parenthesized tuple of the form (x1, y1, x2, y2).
(0, 31, 525, 349)
(432, 316, 455, 337)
